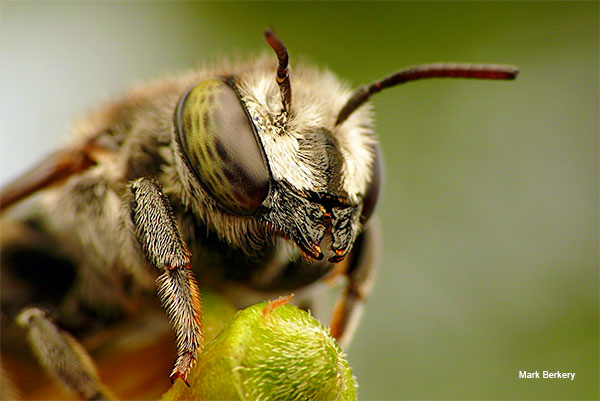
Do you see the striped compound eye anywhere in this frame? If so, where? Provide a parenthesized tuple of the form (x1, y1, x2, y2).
(175, 79, 270, 215)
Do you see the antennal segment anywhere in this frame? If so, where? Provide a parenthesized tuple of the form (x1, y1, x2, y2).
(264, 28, 292, 114)
(336, 63, 519, 125)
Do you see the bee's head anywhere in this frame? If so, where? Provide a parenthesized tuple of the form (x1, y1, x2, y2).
(172, 30, 381, 262)
(172, 30, 516, 261)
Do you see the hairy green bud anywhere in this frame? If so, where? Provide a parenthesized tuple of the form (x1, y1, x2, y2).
(162, 296, 357, 401)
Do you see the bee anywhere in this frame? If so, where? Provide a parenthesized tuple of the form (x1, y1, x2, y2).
(0, 29, 517, 399)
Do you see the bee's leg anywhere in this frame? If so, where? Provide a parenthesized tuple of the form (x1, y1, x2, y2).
(15, 307, 112, 400)
(128, 177, 203, 384)
(330, 221, 381, 348)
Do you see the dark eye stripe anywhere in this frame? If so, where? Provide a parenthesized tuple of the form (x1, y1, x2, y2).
(175, 79, 270, 215)
(214, 142, 230, 162)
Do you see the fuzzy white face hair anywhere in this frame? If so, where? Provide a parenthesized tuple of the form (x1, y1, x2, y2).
(237, 61, 376, 205)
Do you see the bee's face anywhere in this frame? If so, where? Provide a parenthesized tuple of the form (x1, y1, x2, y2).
(174, 58, 381, 262)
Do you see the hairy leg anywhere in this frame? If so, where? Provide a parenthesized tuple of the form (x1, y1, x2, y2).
(16, 307, 112, 400)
(129, 177, 203, 384)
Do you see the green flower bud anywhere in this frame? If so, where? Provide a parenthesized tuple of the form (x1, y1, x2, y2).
(162, 296, 357, 401)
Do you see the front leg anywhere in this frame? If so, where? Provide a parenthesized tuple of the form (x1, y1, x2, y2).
(329, 221, 380, 348)
(129, 177, 203, 384)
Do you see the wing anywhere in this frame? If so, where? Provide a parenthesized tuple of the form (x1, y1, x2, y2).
(0, 138, 111, 212)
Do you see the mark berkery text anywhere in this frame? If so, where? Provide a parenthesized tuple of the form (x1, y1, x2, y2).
(519, 370, 575, 381)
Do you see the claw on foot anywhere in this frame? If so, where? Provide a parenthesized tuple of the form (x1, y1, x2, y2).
(170, 371, 191, 387)
(170, 351, 195, 386)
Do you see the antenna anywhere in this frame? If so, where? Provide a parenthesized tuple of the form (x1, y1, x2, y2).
(264, 28, 292, 114)
(336, 63, 519, 125)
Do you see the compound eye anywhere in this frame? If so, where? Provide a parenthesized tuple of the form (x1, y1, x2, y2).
(175, 79, 270, 215)
(360, 143, 383, 225)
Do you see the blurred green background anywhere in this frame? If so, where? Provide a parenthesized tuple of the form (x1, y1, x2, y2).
(1, 1, 597, 399)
